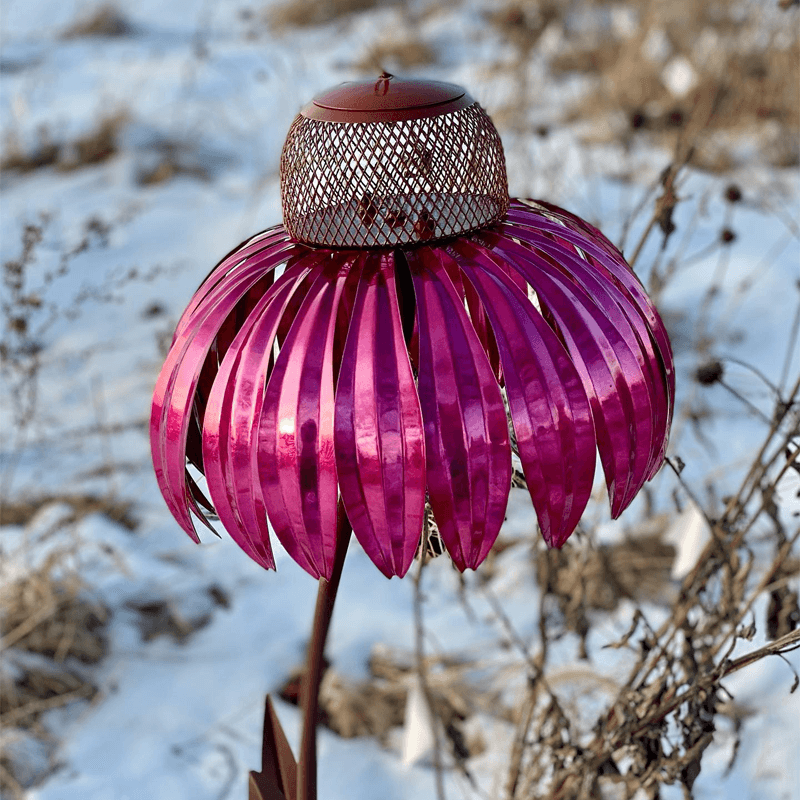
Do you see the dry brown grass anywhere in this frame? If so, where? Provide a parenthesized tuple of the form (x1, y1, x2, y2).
(0, 557, 108, 666)
(352, 37, 436, 74)
(124, 598, 212, 644)
(491, 0, 800, 170)
(536, 528, 676, 656)
(1, 113, 127, 176)
(267, 0, 399, 30)
(0, 494, 137, 530)
(134, 140, 212, 187)
(0, 554, 109, 794)
(60, 5, 136, 39)
(487, 1, 564, 56)
(275, 643, 495, 767)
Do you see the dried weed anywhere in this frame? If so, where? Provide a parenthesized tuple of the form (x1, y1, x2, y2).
(353, 36, 436, 74)
(0, 555, 109, 792)
(276, 643, 496, 759)
(134, 140, 212, 186)
(0, 556, 109, 665)
(0, 493, 137, 531)
(1, 113, 126, 176)
(124, 599, 211, 644)
(491, 0, 799, 170)
(267, 0, 398, 30)
(60, 5, 137, 39)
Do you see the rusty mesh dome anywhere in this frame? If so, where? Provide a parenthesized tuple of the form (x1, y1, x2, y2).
(280, 73, 509, 248)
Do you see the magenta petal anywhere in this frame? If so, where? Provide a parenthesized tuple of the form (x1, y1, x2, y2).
(202, 260, 321, 570)
(505, 205, 675, 435)
(485, 234, 654, 516)
(453, 240, 596, 548)
(436, 254, 502, 382)
(174, 228, 297, 340)
(511, 199, 621, 262)
(150, 240, 301, 539)
(462, 274, 502, 383)
(407, 247, 511, 571)
(334, 254, 426, 578)
(258, 256, 354, 580)
(495, 223, 670, 488)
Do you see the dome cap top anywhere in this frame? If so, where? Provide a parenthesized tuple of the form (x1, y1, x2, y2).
(301, 73, 474, 123)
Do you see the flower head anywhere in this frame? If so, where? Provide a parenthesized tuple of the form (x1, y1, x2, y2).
(151, 197, 673, 579)
(151, 77, 674, 580)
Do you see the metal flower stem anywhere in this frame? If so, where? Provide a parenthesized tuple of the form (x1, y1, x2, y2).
(297, 504, 352, 800)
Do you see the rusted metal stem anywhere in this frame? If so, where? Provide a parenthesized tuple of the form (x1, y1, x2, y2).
(297, 503, 351, 800)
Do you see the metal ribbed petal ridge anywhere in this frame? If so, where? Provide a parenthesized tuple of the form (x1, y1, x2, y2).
(151, 200, 674, 580)
(334, 254, 426, 578)
(406, 247, 512, 570)
(450, 240, 596, 547)
(258, 258, 353, 579)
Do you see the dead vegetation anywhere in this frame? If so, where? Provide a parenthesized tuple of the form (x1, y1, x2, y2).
(134, 140, 213, 187)
(0, 494, 137, 531)
(1, 113, 127, 176)
(1, 113, 222, 189)
(352, 36, 436, 74)
(0, 556, 109, 666)
(490, 0, 799, 171)
(0, 214, 153, 794)
(536, 528, 677, 657)
(60, 5, 136, 39)
(0, 555, 109, 796)
(125, 598, 212, 644)
(267, 0, 401, 30)
(276, 644, 493, 764)
(406, 441, 800, 799)
(487, 1, 561, 57)
(0, 215, 121, 501)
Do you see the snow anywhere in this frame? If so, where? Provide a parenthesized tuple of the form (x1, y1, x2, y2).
(1, 1, 798, 799)
(662, 55, 699, 98)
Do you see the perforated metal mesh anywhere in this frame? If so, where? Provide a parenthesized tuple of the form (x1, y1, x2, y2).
(280, 103, 509, 248)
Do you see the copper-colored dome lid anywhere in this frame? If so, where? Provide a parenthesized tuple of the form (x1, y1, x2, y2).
(301, 73, 475, 123)
(280, 74, 509, 248)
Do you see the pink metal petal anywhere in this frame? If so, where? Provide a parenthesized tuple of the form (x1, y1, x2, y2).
(258, 255, 355, 580)
(495, 223, 670, 488)
(406, 247, 512, 571)
(480, 232, 654, 516)
(334, 253, 426, 578)
(202, 260, 321, 569)
(452, 240, 596, 548)
(506, 204, 675, 439)
(174, 227, 295, 340)
(511, 199, 621, 262)
(150, 238, 301, 540)
(153, 279, 267, 539)
(502, 222, 670, 481)
(429, 254, 503, 383)
(187, 272, 277, 476)
(462, 272, 502, 383)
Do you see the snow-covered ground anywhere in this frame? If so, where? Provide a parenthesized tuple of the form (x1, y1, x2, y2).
(1, 1, 798, 798)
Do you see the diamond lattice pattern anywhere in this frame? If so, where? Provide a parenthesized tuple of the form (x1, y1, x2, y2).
(280, 103, 509, 248)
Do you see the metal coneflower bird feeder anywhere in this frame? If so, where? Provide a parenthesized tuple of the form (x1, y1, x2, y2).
(151, 73, 674, 800)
